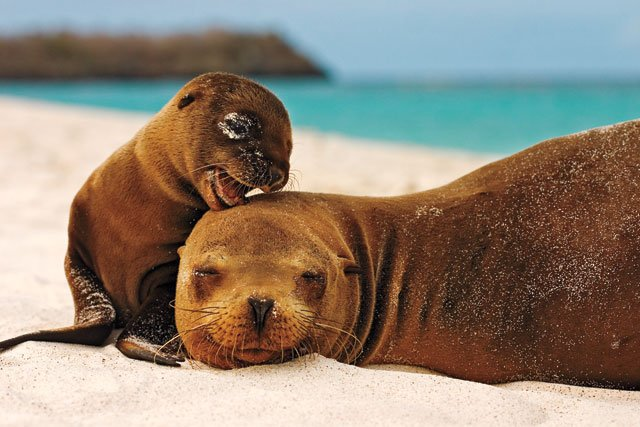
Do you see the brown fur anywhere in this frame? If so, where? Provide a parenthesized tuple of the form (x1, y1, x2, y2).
(176, 119, 640, 389)
(68, 72, 292, 327)
(0, 72, 292, 358)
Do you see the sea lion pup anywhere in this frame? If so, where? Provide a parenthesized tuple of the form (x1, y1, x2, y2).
(0, 72, 292, 365)
(176, 119, 640, 389)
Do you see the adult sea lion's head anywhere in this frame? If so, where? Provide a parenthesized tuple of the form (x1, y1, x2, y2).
(161, 72, 292, 210)
(175, 198, 362, 368)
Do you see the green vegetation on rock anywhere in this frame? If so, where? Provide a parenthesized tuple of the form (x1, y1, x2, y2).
(0, 30, 326, 79)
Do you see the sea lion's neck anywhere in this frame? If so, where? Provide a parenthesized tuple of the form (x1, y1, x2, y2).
(131, 121, 206, 210)
(326, 193, 430, 365)
(339, 191, 458, 366)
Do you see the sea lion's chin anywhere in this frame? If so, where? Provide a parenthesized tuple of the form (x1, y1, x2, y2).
(234, 348, 279, 365)
(194, 336, 306, 369)
(202, 167, 250, 211)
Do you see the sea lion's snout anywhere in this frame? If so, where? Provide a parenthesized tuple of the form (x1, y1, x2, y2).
(268, 165, 285, 190)
(260, 163, 288, 192)
(175, 267, 329, 368)
(247, 296, 275, 335)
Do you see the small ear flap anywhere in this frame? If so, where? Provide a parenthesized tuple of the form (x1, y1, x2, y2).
(344, 265, 362, 275)
(178, 93, 195, 109)
(177, 246, 185, 257)
(339, 256, 362, 275)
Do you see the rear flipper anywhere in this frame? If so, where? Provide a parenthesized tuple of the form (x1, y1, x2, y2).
(0, 255, 116, 352)
(116, 286, 184, 367)
(0, 322, 114, 350)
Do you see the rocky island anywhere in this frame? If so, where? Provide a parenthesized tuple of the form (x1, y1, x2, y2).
(0, 30, 326, 79)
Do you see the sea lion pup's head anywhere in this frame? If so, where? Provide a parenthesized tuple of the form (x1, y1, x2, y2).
(175, 199, 361, 368)
(159, 72, 292, 210)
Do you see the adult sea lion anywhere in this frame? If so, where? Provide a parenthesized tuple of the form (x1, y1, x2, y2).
(176, 119, 639, 389)
(0, 72, 292, 365)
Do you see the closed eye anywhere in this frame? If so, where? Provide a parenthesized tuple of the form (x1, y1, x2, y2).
(300, 271, 326, 285)
(301, 271, 323, 280)
(193, 268, 219, 278)
(218, 112, 261, 140)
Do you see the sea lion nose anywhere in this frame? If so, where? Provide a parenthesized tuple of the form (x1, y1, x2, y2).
(264, 165, 286, 192)
(247, 297, 274, 334)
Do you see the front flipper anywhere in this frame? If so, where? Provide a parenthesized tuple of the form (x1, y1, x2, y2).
(116, 286, 184, 366)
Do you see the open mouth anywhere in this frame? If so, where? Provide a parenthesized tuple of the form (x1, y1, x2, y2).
(206, 168, 253, 209)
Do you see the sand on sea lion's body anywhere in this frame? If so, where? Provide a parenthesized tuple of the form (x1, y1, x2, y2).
(0, 97, 638, 426)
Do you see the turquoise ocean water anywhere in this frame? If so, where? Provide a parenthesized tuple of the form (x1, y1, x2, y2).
(1, 79, 639, 154)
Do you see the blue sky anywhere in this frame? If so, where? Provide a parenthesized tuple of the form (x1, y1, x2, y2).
(2, 0, 640, 80)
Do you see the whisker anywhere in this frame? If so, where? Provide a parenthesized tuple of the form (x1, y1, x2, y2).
(182, 162, 231, 178)
(311, 322, 363, 364)
(155, 320, 214, 363)
(192, 312, 225, 323)
(172, 302, 228, 314)
(280, 331, 285, 363)
(231, 329, 242, 362)
(299, 311, 343, 327)
(285, 169, 302, 191)
(214, 336, 225, 366)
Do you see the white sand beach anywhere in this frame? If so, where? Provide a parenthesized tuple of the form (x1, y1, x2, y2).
(0, 97, 638, 426)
